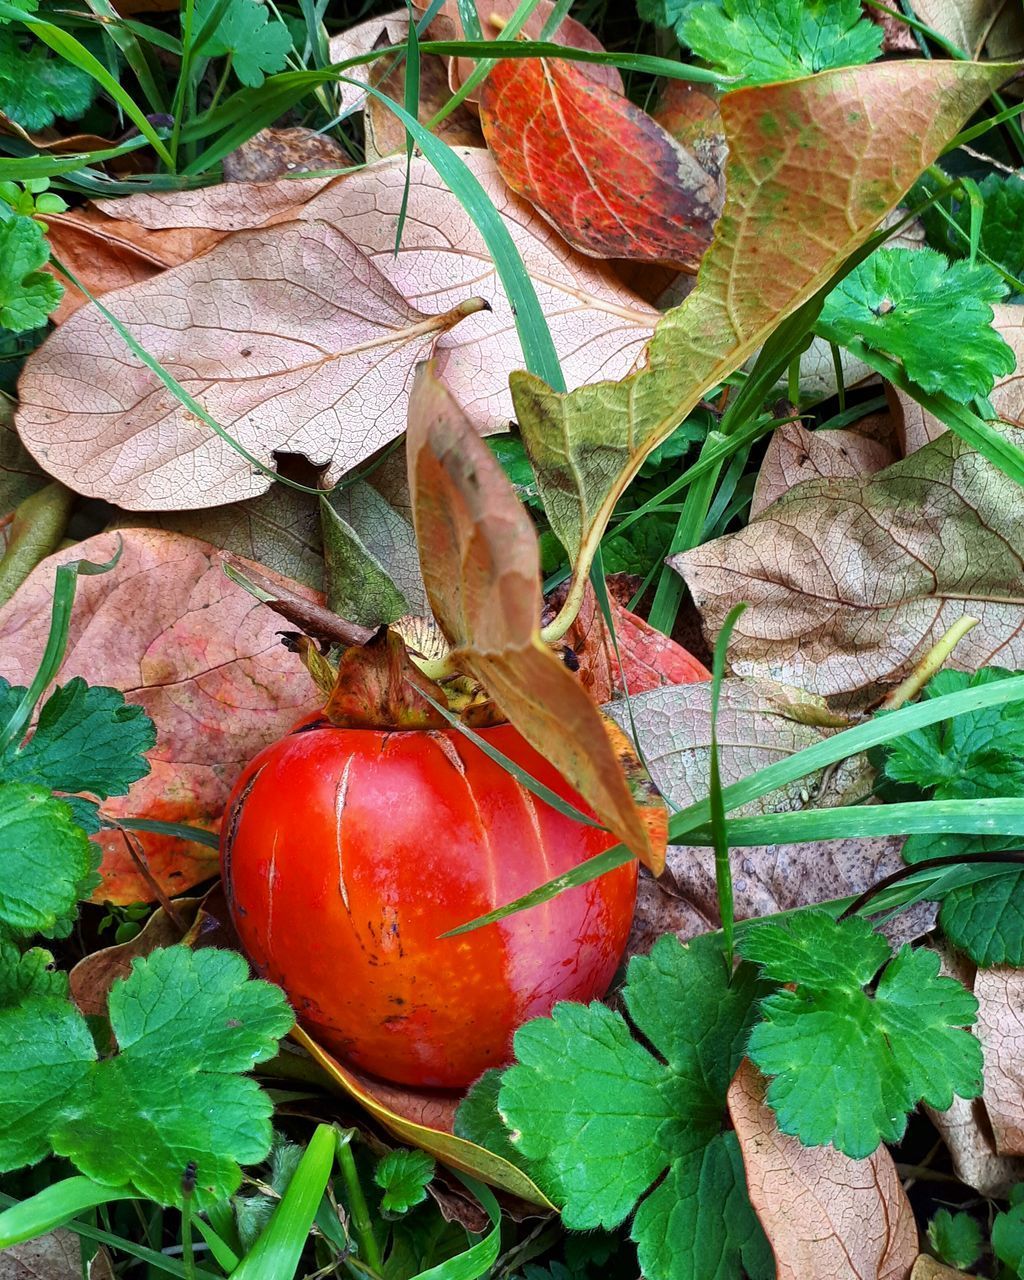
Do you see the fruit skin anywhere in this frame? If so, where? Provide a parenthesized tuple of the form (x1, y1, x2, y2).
(221, 719, 637, 1088)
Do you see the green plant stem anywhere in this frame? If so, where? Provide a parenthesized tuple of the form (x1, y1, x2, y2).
(646, 440, 722, 634)
(169, 0, 197, 169)
(334, 1132, 383, 1275)
(205, 55, 233, 119)
(180, 1198, 197, 1280)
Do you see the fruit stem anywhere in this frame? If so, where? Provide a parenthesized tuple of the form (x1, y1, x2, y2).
(334, 1129, 384, 1274)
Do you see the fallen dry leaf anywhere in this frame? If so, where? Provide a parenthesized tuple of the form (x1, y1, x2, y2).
(94, 172, 337, 232)
(912, 0, 1024, 58)
(365, 51, 483, 162)
(749, 418, 898, 519)
(0, 1228, 85, 1279)
(547, 581, 710, 702)
(0, 393, 45, 520)
(407, 364, 667, 871)
(892, 303, 1024, 454)
(910, 1257, 978, 1280)
(868, 7, 921, 53)
(728, 1058, 918, 1280)
(926, 1093, 1024, 1197)
(45, 208, 222, 323)
(326, 9, 410, 117)
(221, 126, 352, 181)
(17, 221, 486, 510)
(974, 966, 1024, 1156)
(604, 680, 933, 953)
(0, 529, 321, 902)
(479, 55, 720, 267)
(673, 427, 1024, 707)
(654, 78, 727, 189)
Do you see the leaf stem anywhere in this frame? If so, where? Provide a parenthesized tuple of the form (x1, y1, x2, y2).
(334, 1131, 383, 1275)
(880, 616, 980, 711)
(537, 563, 590, 644)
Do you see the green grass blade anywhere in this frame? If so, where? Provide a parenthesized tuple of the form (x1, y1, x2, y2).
(410, 1176, 501, 1280)
(0, 1178, 140, 1248)
(230, 1124, 336, 1280)
(417, 38, 730, 83)
(709, 604, 744, 963)
(114, 817, 220, 848)
(0, 136, 156, 180)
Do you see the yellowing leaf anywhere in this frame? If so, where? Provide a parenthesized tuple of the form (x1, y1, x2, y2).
(510, 60, 1014, 581)
(407, 364, 667, 871)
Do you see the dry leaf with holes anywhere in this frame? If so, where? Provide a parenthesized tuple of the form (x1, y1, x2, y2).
(0, 529, 320, 903)
(673, 427, 1024, 707)
(17, 221, 486, 509)
(728, 1059, 918, 1280)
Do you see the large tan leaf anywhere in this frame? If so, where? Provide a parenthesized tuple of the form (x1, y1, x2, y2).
(94, 173, 337, 231)
(72, 149, 657, 443)
(365, 50, 482, 162)
(407, 364, 666, 870)
(728, 1059, 918, 1280)
(604, 680, 932, 953)
(17, 221, 485, 510)
(673, 429, 1024, 707)
(0, 529, 321, 902)
(975, 966, 1024, 1156)
(913, 0, 1024, 58)
(749, 417, 897, 518)
(893, 303, 1024, 455)
(509, 60, 1012, 585)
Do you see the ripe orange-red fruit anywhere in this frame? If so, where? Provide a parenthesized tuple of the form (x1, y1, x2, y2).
(221, 720, 637, 1087)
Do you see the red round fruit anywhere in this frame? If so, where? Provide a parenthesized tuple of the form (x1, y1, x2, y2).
(221, 719, 637, 1087)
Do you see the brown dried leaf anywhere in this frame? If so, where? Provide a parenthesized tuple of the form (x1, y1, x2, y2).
(749, 419, 898, 518)
(892, 303, 1024, 454)
(94, 174, 337, 232)
(974, 966, 1024, 1155)
(83, 150, 657, 434)
(221, 126, 352, 181)
(604, 680, 933, 952)
(654, 79, 727, 189)
(0, 1229, 83, 1279)
(0, 529, 322, 903)
(911, 1258, 978, 1280)
(728, 1059, 918, 1280)
(912, 0, 1024, 58)
(365, 52, 482, 162)
(326, 10, 411, 116)
(17, 222, 485, 510)
(926, 1093, 1024, 1197)
(673, 427, 1024, 707)
(407, 364, 667, 870)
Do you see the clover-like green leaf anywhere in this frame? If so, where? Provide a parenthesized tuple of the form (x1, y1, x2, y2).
(0, 215, 63, 334)
(681, 0, 882, 84)
(816, 248, 1015, 403)
(741, 911, 982, 1157)
(0, 29, 97, 132)
(0, 937, 66, 1006)
(498, 934, 770, 1280)
(0, 946, 293, 1208)
(922, 171, 1024, 292)
(928, 1208, 984, 1271)
(0, 677, 155, 800)
(193, 0, 292, 88)
(374, 1150, 436, 1216)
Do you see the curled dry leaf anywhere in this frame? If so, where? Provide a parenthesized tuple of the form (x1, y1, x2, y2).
(0, 530, 321, 903)
(95, 173, 338, 232)
(728, 1058, 918, 1280)
(654, 79, 727, 190)
(221, 126, 352, 182)
(322, 628, 448, 729)
(546, 580, 710, 702)
(893, 303, 1024, 455)
(673, 428, 1024, 707)
(17, 221, 487, 510)
(479, 56, 720, 268)
(926, 1093, 1024, 1197)
(749, 418, 898, 519)
(974, 966, 1024, 1156)
(604, 680, 933, 953)
(407, 364, 667, 871)
(509, 60, 1011, 586)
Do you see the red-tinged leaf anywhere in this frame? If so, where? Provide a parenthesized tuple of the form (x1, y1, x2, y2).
(545, 580, 710, 703)
(479, 55, 720, 267)
(407, 363, 667, 873)
(728, 1059, 919, 1280)
(654, 78, 727, 193)
(322, 627, 449, 729)
(0, 530, 321, 903)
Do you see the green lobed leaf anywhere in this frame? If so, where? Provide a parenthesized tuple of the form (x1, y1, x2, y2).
(681, 0, 882, 84)
(994, 1201, 1024, 1275)
(816, 248, 1015, 403)
(0, 782, 97, 937)
(373, 1149, 435, 1215)
(0, 28, 98, 130)
(0, 937, 66, 1006)
(0, 946, 293, 1208)
(455, 1069, 526, 1171)
(922, 170, 1024, 291)
(498, 934, 770, 1280)
(0, 677, 155, 799)
(0, 215, 63, 334)
(192, 0, 293, 88)
(927, 1208, 984, 1270)
(741, 911, 983, 1157)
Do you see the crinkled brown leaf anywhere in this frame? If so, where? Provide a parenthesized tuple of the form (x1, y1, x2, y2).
(17, 221, 486, 510)
(479, 56, 720, 267)
(910, 1258, 978, 1280)
(749, 418, 898, 519)
(510, 60, 1012, 586)
(604, 680, 933, 953)
(407, 364, 666, 871)
(0, 530, 321, 903)
(728, 1059, 918, 1280)
(221, 126, 352, 182)
(327, 10, 411, 117)
(975, 966, 1024, 1156)
(673, 428, 1024, 707)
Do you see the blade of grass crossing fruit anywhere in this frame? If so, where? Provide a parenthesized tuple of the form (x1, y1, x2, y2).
(230, 1124, 336, 1280)
(446, 673, 1024, 932)
(710, 604, 744, 964)
(115, 818, 220, 848)
(0, 4, 174, 168)
(0, 542, 122, 754)
(410, 1176, 501, 1280)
